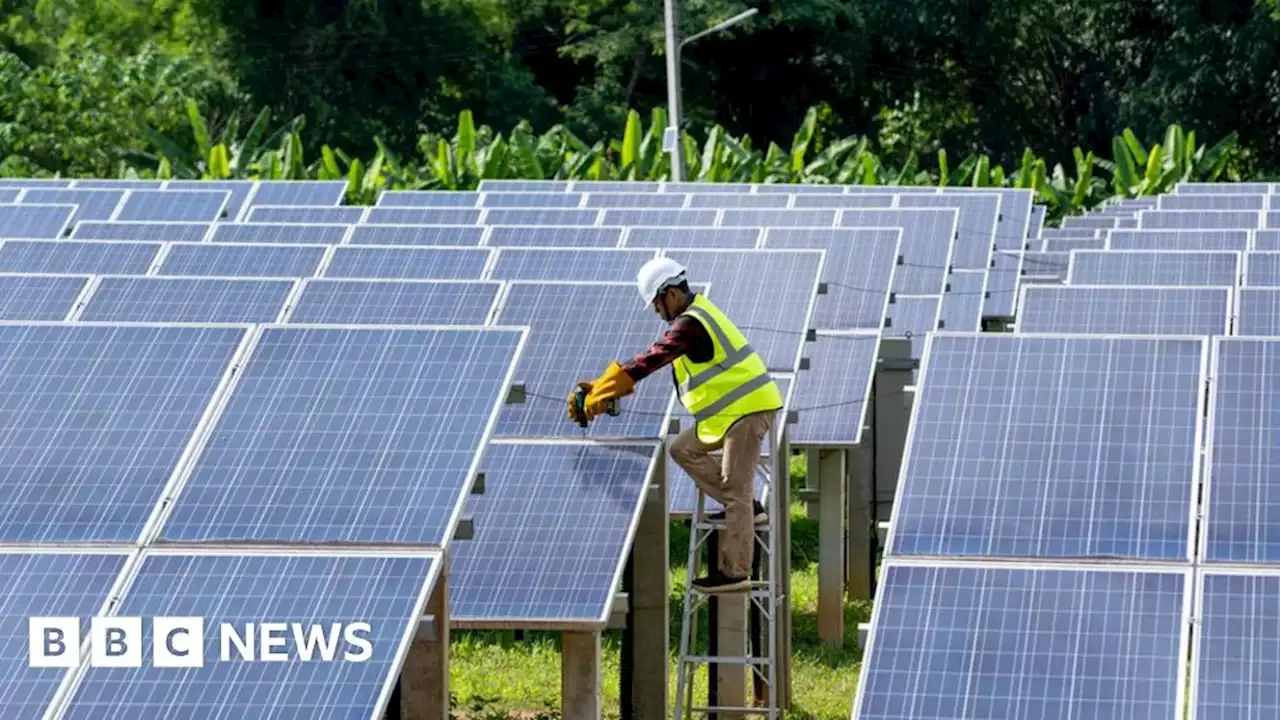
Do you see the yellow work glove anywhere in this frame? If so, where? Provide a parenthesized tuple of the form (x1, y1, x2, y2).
(583, 361, 635, 419)
(567, 382, 593, 424)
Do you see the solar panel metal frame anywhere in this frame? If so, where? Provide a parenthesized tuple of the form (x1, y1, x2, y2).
(1187, 566, 1280, 720)
(1066, 249, 1243, 286)
(851, 558, 1193, 720)
(882, 330, 1208, 562)
(142, 323, 528, 548)
(281, 278, 505, 326)
(451, 438, 661, 630)
(1014, 284, 1233, 336)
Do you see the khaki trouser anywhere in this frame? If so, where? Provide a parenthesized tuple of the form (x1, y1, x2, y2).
(670, 410, 776, 578)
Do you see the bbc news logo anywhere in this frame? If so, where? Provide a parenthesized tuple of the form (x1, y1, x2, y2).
(28, 617, 373, 668)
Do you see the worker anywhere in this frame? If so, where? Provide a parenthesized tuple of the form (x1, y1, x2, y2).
(568, 257, 783, 593)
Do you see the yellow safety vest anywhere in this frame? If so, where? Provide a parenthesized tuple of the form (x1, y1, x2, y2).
(672, 295, 784, 444)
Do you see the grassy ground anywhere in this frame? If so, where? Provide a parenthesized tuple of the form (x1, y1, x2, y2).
(449, 456, 872, 719)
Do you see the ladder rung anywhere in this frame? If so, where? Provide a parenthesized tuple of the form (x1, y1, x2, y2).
(693, 520, 772, 531)
(690, 580, 771, 594)
(680, 654, 770, 665)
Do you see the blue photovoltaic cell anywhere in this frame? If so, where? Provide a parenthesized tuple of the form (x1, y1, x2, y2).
(484, 209, 601, 227)
(1255, 230, 1280, 251)
(288, 279, 500, 325)
(494, 283, 673, 439)
(602, 209, 718, 227)
(1107, 229, 1250, 251)
(571, 181, 662, 193)
(247, 206, 365, 224)
(0, 240, 159, 275)
(376, 191, 480, 207)
(720, 209, 836, 228)
(19, 190, 123, 224)
(59, 552, 436, 720)
(72, 221, 211, 242)
(210, 223, 348, 245)
(0, 324, 245, 542)
(584, 193, 687, 209)
(80, 277, 295, 323)
(1195, 572, 1280, 718)
(324, 246, 490, 280)
(0, 204, 76, 238)
(1021, 251, 1071, 279)
(663, 249, 821, 370)
(856, 564, 1186, 720)
(347, 224, 485, 247)
(1235, 288, 1280, 336)
(1178, 182, 1272, 194)
(1069, 250, 1240, 286)
(791, 331, 879, 446)
(0, 190, 16, 203)
(165, 180, 255, 221)
(451, 442, 656, 623)
(940, 269, 988, 332)
(891, 333, 1204, 560)
(0, 179, 71, 188)
(478, 180, 570, 192)
(987, 267, 1021, 316)
(486, 226, 623, 248)
(0, 551, 127, 719)
(791, 194, 897, 209)
(72, 180, 163, 190)
(686, 194, 791, 208)
(0, 274, 88, 320)
(364, 207, 481, 225)
(1158, 194, 1267, 211)
(884, 295, 939, 358)
(1029, 205, 1047, 237)
(161, 327, 524, 544)
(898, 193, 1000, 270)
(1061, 215, 1119, 231)
(1203, 338, 1280, 562)
(114, 190, 230, 222)
(249, 180, 347, 207)
(488, 248, 654, 282)
(159, 243, 326, 278)
(480, 192, 584, 209)
(762, 227, 900, 329)
(1041, 238, 1107, 252)
(624, 226, 760, 249)
(840, 209, 958, 295)
(1017, 286, 1231, 335)
(1139, 210, 1262, 230)
(1246, 252, 1280, 286)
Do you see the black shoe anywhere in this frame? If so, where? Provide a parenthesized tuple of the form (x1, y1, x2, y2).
(692, 575, 751, 594)
(708, 500, 767, 525)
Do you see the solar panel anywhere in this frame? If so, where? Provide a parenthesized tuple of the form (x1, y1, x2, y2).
(249, 180, 347, 207)
(0, 240, 159, 274)
(854, 563, 1188, 720)
(1020, 250, 1071, 279)
(485, 226, 623, 248)
(478, 180, 571, 192)
(57, 551, 439, 720)
(940, 269, 988, 332)
(1028, 205, 1047, 237)
(1017, 285, 1231, 335)
(210, 222, 348, 245)
(492, 283, 675, 440)
(488, 248, 655, 282)
(365, 207, 481, 225)
(481, 192, 584, 209)
(1245, 252, 1280, 286)
(897, 193, 1000, 270)
(159, 326, 525, 544)
(159, 242, 327, 278)
(720, 209, 837, 227)
(164, 180, 255, 221)
(790, 331, 879, 446)
(1234, 288, 1280, 336)
(376, 190, 480, 207)
(324, 246, 490, 280)
(584, 193, 688, 209)
(0, 550, 127, 718)
(889, 332, 1205, 559)
(0, 190, 16, 204)
(1041, 237, 1107, 252)
(661, 249, 822, 371)
(668, 182, 759, 193)
(287, 279, 501, 325)
(1138, 210, 1262, 230)
(839, 209, 958, 295)
(603, 209, 718, 227)
(0, 204, 75, 238)
(1106, 229, 1250, 251)
(1203, 338, 1280, 562)
(845, 186, 936, 195)
(762, 227, 900, 330)
(451, 441, 657, 625)
(246, 205, 365, 224)
(686, 194, 791, 208)
(624, 226, 760, 249)
(1158, 194, 1268, 211)
(0, 323, 246, 542)
(19, 190, 123, 224)
(945, 188, 1034, 317)
(1254, 230, 1280, 250)
(1265, 211, 1280, 229)
(79, 277, 295, 323)
(570, 181, 663, 193)
(985, 266, 1022, 317)
(1040, 228, 1102, 240)
(883, 295, 939, 358)
(0, 178, 71, 188)
(71, 180, 164, 190)
(1061, 215, 1120, 231)
(71, 221, 211, 242)
(484, 209, 602, 227)
(1068, 250, 1241, 286)
(790, 194, 897, 209)
(347, 224, 485, 247)
(1193, 571, 1280, 720)
(1177, 181, 1272, 194)
(0, 274, 88, 320)
(114, 189, 230, 222)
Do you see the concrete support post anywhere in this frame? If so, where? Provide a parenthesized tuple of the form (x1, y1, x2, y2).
(874, 339, 914, 522)
(629, 456, 669, 720)
(561, 631, 602, 720)
(816, 448, 846, 646)
(401, 566, 449, 720)
(846, 443, 875, 601)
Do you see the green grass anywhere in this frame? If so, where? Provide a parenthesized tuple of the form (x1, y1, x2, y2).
(448, 455, 871, 719)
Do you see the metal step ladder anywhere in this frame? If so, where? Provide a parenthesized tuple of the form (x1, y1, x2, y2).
(673, 424, 787, 719)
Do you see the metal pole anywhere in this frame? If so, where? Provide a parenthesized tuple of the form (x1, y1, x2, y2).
(662, 0, 685, 181)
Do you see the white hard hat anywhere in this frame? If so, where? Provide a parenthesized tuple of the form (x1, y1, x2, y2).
(636, 257, 688, 304)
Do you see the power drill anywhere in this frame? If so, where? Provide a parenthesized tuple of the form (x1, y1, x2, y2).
(573, 387, 620, 428)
